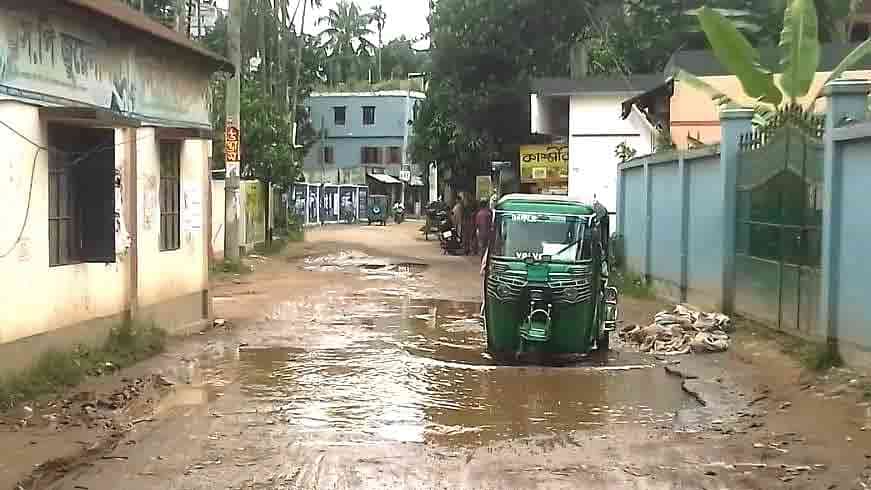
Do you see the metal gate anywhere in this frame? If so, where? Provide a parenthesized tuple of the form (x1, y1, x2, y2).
(735, 106, 824, 332)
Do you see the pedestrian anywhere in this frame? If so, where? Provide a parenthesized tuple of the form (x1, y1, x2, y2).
(451, 192, 464, 238)
(474, 199, 492, 256)
(461, 193, 476, 255)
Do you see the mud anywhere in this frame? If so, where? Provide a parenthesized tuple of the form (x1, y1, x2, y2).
(5, 223, 871, 490)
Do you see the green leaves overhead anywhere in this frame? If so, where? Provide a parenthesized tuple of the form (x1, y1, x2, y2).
(695, 6, 782, 106)
(818, 37, 871, 94)
(779, 0, 820, 99)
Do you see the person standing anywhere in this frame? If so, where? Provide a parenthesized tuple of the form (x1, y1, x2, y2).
(474, 199, 492, 256)
(451, 192, 464, 236)
(461, 193, 476, 255)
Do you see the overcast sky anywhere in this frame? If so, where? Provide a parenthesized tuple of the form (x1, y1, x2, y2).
(215, 0, 430, 48)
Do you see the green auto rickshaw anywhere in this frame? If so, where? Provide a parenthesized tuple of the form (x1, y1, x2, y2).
(367, 194, 388, 226)
(482, 194, 618, 362)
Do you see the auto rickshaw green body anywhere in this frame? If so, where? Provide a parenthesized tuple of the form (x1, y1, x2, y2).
(367, 194, 388, 226)
(483, 194, 618, 361)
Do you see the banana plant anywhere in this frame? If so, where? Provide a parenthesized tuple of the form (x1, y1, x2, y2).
(685, 0, 871, 117)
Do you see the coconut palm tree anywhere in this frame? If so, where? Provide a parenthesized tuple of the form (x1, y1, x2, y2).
(370, 5, 387, 81)
(318, 0, 376, 82)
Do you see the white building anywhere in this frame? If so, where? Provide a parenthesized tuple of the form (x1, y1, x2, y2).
(529, 76, 662, 214)
(0, 1, 230, 372)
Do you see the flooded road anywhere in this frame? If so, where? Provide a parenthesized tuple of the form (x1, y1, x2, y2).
(232, 292, 697, 448)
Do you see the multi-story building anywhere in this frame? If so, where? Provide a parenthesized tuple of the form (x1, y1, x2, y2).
(301, 90, 426, 198)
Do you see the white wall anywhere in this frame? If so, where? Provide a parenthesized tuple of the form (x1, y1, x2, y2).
(0, 100, 210, 345)
(0, 101, 128, 343)
(137, 130, 209, 309)
(568, 94, 654, 215)
(211, 180, 225, 259)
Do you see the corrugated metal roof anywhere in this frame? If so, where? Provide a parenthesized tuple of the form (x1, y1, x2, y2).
(62, 0, 232, 71)
(532, 75, 667, 96)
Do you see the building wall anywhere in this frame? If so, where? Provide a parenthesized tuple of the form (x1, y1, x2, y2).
(136, 129, 209, 312)
(302, 92, 424, 179)
(0, 102, 129, 344)
(0, 101, 211, 357)
(568, 94, 654, 214)
(670, 70, 871, 147)
(211, 179, 225, 259)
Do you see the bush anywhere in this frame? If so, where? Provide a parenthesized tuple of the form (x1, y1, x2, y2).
(610, 269, 653, 299)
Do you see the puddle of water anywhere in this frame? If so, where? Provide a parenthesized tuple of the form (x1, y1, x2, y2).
(301, 251, 429, 278)
(223, 296, 698, 448)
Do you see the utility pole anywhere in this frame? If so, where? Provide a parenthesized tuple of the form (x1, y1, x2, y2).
(224, 0, 242, 261)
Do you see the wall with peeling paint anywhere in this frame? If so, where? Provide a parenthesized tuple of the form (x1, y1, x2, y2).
(136, 129, 209, 310)
(0, 5, 211, 127)
(0, 101, 129, 344)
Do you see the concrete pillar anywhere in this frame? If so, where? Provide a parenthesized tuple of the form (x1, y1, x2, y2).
(820, 79, 871, 345)
(718, 107, 754, 314)
(678, 153, 689, 303)
(642, 160, 652, 281)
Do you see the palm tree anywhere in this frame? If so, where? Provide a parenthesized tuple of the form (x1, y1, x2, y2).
(318, 0, 376, 82)
(370, 5, 387, 81)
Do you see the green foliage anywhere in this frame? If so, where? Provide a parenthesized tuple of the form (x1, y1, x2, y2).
(318, 0, 377, 83)
(779, 0, 820, 99)
(414, 0, 595, 189)
(696, 7, 782, 105)
(687, 0, 871, 116)
(240, 76, 300, 190)
(0, 322, 166, 408)
(610, 270, 654, 299)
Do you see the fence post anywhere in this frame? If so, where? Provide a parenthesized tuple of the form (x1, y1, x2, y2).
(678, 153, 688, 303)
(820, 79, 871, 349)
(616, 166, 625, 239)
(719, 107, 754, 315)
(643, 160, 652, 282)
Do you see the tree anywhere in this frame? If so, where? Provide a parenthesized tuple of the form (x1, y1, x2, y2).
(412, 0, 599, 192)
(370, 5, 387, 81)
(381, 36, 429, 80)
(683, 0, 871, 114)
(318, 1, 376, 82)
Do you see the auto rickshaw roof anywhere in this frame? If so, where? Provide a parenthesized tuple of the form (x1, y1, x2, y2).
(495, 194, 595, 215)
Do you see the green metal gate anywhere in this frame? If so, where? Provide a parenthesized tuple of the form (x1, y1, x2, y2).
(735, 106, 824, 332)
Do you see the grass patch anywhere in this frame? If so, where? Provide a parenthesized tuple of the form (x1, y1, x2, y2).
(743, 322, 844, 372)
(610, 270, 654, 299)
(0, 322, 167, 409)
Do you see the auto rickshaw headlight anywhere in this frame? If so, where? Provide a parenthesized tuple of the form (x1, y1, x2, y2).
(604, 286, 618, 302)
(496, 284, 511, 299)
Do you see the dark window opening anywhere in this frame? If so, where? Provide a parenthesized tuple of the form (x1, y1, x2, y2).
(851, 22, 870, 42)
(333, 106, 346, 126)
(48, 124, 116, 267)
(362, 106, 376, 125)
(159, 141, 181, 251)
(361, 146, 382, 164)
(386, 146, 402, 164)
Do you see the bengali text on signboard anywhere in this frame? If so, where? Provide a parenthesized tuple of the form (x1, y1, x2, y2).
(519, 145, 568, 183)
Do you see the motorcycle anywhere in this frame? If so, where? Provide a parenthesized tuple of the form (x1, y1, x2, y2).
(436, 210, 462, 255)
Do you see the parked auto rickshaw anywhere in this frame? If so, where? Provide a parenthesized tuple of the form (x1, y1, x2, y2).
(367, 194, 388, 226)
(482, 194, 618, 362)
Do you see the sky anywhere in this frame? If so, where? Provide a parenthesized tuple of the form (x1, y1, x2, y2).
(215, 0, 431, 49)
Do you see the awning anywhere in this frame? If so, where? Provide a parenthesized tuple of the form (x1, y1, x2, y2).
(367, 173, 402, 184)
(409, 176, 424, 187)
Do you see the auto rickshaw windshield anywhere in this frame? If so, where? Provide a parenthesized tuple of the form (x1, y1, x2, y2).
(491, 213, 590, 262)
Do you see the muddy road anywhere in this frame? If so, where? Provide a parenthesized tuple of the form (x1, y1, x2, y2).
(7, 223, 871, 489)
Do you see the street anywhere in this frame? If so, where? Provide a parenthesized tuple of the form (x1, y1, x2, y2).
(3, 223, 871, 489)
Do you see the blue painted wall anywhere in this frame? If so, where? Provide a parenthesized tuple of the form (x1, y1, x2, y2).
(302, 92, 424, 172)
(685, 154, 724, 309)
(833, 137, 871, 349)
(622, 166, 646, 275)
(649, 162, 682, 293)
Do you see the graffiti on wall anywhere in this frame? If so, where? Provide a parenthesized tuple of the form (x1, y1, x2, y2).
(0, 7, 211, 125)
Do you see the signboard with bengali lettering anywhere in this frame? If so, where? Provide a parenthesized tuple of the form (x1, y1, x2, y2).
(519, 145, 569, 183)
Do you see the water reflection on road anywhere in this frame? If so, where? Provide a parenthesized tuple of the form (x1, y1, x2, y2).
(223, 293, 697, 448)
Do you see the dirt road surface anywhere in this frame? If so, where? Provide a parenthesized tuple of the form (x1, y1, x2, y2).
(3, 222, 871, 489)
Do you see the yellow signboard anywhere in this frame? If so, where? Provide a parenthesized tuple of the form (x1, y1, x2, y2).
(520, 145, 568, 183)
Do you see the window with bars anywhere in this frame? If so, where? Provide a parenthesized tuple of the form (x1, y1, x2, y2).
(159, 141, 181, 251)
(48, 124, 116, 266)
(360, 146, 382, 164)
(333, 106, 346, 126)
(386, 146, 402, 164)
(362, 106, 376, 125)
